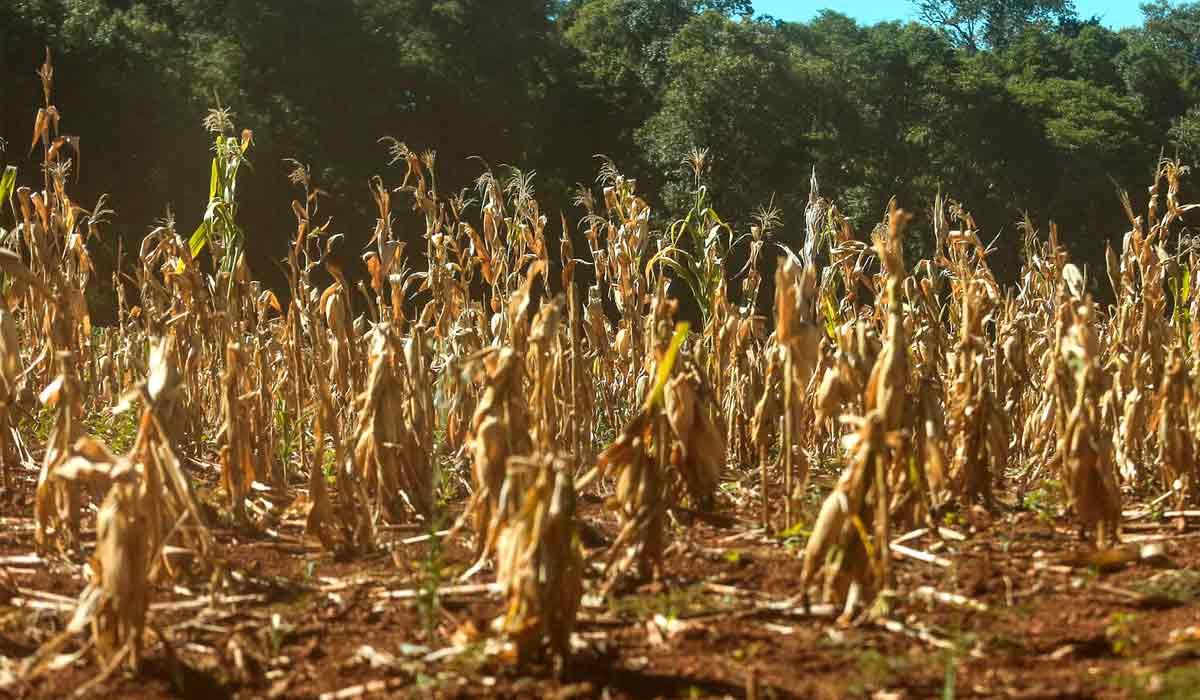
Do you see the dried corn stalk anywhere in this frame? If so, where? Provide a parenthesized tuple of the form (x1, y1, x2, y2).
(90, 456, 153, 670)
(750, 348, 782, 528)
(799, 411, 894, 621)
(23, 341, 210, 679)
(321, 278, 356, 400)
(21, 443, 152, 679)
(0, 294, 23, 489)
(528, 297, 564, 451)
(663, 362, 724, 509)
(599, 410, 665, 587)
(305, 297, 374, 553)
(218, 342, 256, 524)
(1057, 299, 1122, 545)
(459, 347, 532, 563)
(774, 259, 823, 526)
(866, 211, 934, 529)
(599, 322, 690, 589)
(946, 281, 1006, 507)
(353, 324, 432, 523)
(34, 350, 85, 552)
(120, 337, 213, 566)
(799, 206, 913, 619)
(493, 455, 583, 666)
(1152, 350, 1198, 507)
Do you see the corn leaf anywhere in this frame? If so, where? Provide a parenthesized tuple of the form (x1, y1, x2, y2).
(0, 166, 16, 205)
(189, 220, 209, 259)
(644, 322, 689, 411)
(208, 151, 219, 201)
(645, 247, 704, 309)
(822, 296, 838, 340)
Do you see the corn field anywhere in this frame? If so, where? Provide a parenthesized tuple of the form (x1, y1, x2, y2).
(5, 54, 1200, 699)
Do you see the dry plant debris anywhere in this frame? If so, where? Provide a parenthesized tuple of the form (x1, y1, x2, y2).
(3, 51, 1200, 700)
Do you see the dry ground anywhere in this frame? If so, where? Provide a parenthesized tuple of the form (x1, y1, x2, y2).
(3, 458, 1200, 700)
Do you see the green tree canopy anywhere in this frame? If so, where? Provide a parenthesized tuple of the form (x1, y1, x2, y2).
(2, 0, 1197, 315)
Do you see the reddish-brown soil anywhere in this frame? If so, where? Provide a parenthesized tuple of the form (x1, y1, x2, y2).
(3, 461, 1200, 700)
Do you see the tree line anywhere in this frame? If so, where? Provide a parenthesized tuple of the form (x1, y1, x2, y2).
(2, 0, 1199, 317)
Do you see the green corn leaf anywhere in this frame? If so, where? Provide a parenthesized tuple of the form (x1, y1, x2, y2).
(645, 248, 705, 313)
(709, 208, 727, 229)
(822, 296, 838, 340)
(644, 246, 692, 283)
(644, 321, 689, 411)
(0, 166, 16, 205)
(190, 198, 223, 258)
(670, 212, 693, 245)
(705, 223, 724, 248)
(189, 220, 209, 259)
(942, 652, 957, 700)
(208, 155, 219, 201)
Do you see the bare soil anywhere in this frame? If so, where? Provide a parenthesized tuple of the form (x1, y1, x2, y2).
(3, 459, 1200, 700)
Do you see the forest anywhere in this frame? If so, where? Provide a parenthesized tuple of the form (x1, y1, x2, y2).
(3, 0, 1199, 315)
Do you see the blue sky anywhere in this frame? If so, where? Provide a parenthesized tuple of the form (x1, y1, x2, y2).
(753, 1, 1147, 29)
